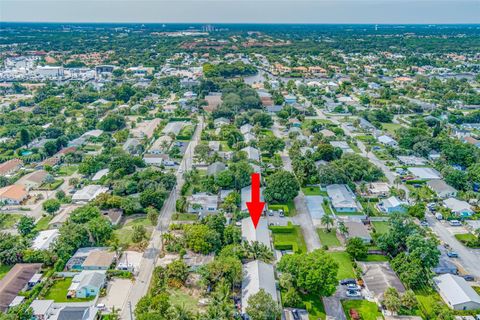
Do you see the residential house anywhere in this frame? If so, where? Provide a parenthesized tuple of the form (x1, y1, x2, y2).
(240, 124, 254, 135)
(266, 105, 283, 114)
(344, 220, 372, 243)
(368, 182, 390, 197)
(427, 180, 458, 199)
(0, 263, 42, 312)
(408, 167, 442, 180)
(66, 247, 111, 271)
(463, 136, 480, 148)
(72, 185, 108, 203)
(241, 217, 271, 249)
(162, 121, 189, 136)
(207, 162, 226, 176)
(48, 205, 78, 229)
(241, 186, 265, 212)
(241, 146, 260, 162)
(241, 260, 277, 314)
(330, 141, 354, 154)
(131, 118, 161, 139)
(204, 93, 222, 112)
(377, 135, 398, 147)
(377, 196, 408, 214)
(187, 193, 219, 214)
(0, 159, 23, 177)
(30, 299, 54, 320)
(288, 118, 301, 128)
(326, 184, 361, 212)
(122, 138, 142, 154)
(81, 251, 115, 270)
(320, 129, 335, 138)
(149, 135, 173, 155)
(68, 270, 106, 299)
(243, 132, 256, 143)
(213, 117, 230, 128)
(443, 198, 474, 218)
(102, 209, 123, 226)
(91, 168, 109, 182)
(31, 229, 60, 251)
(51, 305, 98, 320)
(0, 184, 28, 204)
(434, 274, 480, 310)
(397, 156, 427, 166)
(284, 94, 297, 104)
(16, 170, 49, 190)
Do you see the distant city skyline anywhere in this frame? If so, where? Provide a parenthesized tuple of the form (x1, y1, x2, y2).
(1, 0, 479, 24)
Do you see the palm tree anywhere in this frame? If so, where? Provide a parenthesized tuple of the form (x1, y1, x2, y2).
(321, 213, 334, 232)
(243, 241, 274, 263)
(171, 303, 194, 320)
(338, 221, 349, 236)
(109, 306, 120, 320)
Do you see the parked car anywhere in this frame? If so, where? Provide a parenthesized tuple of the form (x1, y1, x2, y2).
(449, 220, 462, 226)
(346, 290, 362, 297)
(420, 220, 429, 227)
(268, 210, 274, 216)
(347, 283, 360, 291)
(435, 213, 443, 220)
(340, 278, 357, 285)
(447, 251, 459, 258)
(463, 275, 475, 281)
(278, 209, 285, 217)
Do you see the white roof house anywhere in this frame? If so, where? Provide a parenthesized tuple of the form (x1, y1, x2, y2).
(408, 167, 442, 180)
(240, 124, 254, 135)
(241, 186, 264, 212)
(244, 132, 256, 143)
(241, 146, 260, 162)
(377, 196, 408, 214)
(30, 299, 54, 319)
(434, 274, 480, 310)
(443, 198, 474, 217)
(241, 217, 271, 249)
(241, 260, 277, 314)
(187, 193, 219, 214)
(397, 156, 427, 166)
(31, 229, 59, 251)
(330, 141, 354, 153)
(377, 135, 398, 147)
(368, 182, 390, 196)
(427, 180, 457, 199)
(72, 185, 108, 203)
(326, 184, 361, 212)
(162, 121, 189, 136)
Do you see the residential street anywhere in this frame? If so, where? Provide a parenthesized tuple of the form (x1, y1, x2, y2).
(120, 118, 203, 320)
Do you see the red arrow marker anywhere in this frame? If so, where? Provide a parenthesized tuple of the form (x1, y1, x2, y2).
(246, 173, 265, 229)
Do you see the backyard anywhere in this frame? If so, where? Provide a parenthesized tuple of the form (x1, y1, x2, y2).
(34, 215, 53, 231)
(43, 277, 96, 302)
(329, 251, 355, 279)
(302, 186, 327, 196)
(372, 221, 389, 235)
(342, 299, 382, 320)
(270, 223, 307, 253)
(113, 217, 153, 246)
(0, 213, 21, 230)
(317, 228, 341, 248)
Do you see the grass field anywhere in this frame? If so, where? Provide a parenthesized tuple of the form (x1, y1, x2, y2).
(415, 288, 443, 318)
(330, 251, 355, 279)
(271, 225, 307, 253)
(455, 233, 479, 248)
(372, 221, 389, 235)
(381, 123, 403, 135)
(114, 217, 153, 246)
(302, 186, 326, 196)
(342, 300, 382, 320)
(35, 215, 53, 231)
(44, 278, 95, 302)
(57, 165, 78, 176)
(317, 228, 341, 247)
(360, 254, 389, 262)
(301, 293, 327, 320)
(172, 213, 198, 221)
(168, 288, 201, 312)
(0, 214, 21, 230)
(0, 265, 13, 280)
(39, 178, 64, 190)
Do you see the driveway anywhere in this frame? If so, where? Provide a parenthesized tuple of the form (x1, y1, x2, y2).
(98, 278, 133, 313)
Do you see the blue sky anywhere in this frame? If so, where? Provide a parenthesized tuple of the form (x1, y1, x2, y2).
(1, 0, 479, 23)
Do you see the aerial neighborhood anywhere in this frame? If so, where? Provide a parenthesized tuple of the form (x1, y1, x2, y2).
(0, 23, 480, 320)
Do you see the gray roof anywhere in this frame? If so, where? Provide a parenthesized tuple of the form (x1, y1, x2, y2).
(241, 146, 260, 161)
(408, 167, 442, 180)
(326, 184, 360, 210)
(242, 260, 277, 314)
(207, 162, 226, 176)
(78, 271, 106, 290)
(241, 217, 271, 249)
(30, 299, 54, 316)
(427, 180, 457, 195)
(56, 306, 96, 320)
(434, 274, 480, 306)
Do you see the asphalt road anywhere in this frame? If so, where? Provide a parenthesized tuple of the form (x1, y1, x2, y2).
(120, 118, 203, 320)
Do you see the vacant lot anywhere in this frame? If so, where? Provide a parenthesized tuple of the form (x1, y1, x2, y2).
(114, 217, 153, 246)
(330, 251, 355, 279)
(317, 228, 341, 248)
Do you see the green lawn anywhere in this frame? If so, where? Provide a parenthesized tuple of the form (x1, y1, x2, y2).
(301, 293, 327, 320)
(0, 214, 21, 230)
(455, 233, 479, 248)
(44, 278, 95, 302)
(415, 288, 444, 318)
(172, 213, 198, 221)
(330, 251, 355, 279)
(114, 217, 153, 246)
(35, 216, 52, 231)
(342, 300, 382, 320)
(57, 165, 78, 176)
(317, 228, 341, 247)
(360, 254, 389, 262)
(168, 288, 200, 312)
(268, 201, 296, 217)
(372, 221, 389, 235)
(302, 186, 326, 196)
(270, 224, 307, 253)
(39, 179, 64, 190)
(0, 265, 13, 280)
(381, 123, 403, 135)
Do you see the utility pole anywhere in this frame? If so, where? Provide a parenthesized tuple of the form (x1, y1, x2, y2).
(128, 301, 133, 320)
